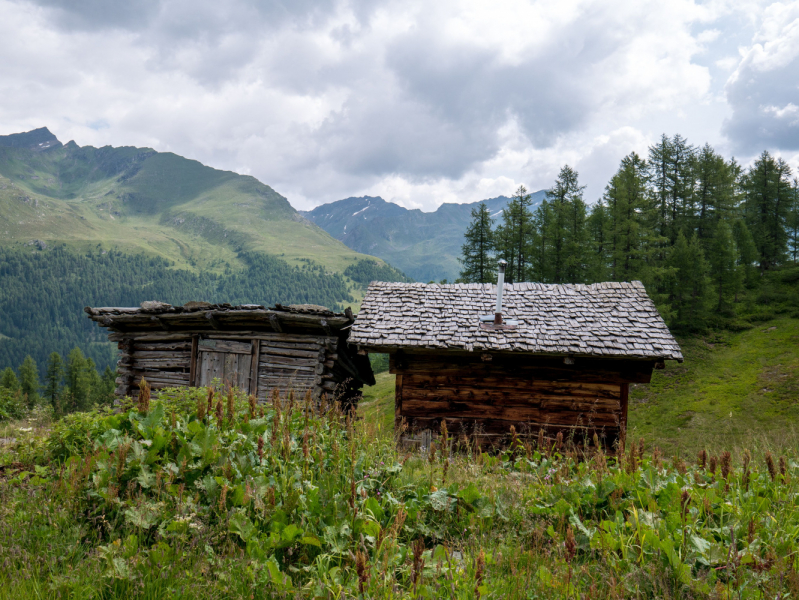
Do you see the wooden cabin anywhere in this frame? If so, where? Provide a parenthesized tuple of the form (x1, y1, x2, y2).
(86, 301, 375, 406)
(349, 275, 682, 448)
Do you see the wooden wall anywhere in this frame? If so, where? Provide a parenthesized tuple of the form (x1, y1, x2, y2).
(390, 352, 650, 448)
(110, 330, 345, 401)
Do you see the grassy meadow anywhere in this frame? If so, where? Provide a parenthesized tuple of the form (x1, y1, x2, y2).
(1, 320, 798, 599)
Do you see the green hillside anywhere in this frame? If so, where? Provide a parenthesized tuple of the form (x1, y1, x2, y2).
(0, 128, 371, 275)
(0, 128, 416, 374)
(361, 317, 799, 457)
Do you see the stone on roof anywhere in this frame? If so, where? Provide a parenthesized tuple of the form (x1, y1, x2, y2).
(350, 281, 683, 361)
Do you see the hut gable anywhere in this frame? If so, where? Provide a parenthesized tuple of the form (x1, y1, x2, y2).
(350, 281, 682, 361)
(86, 301, 374, 405)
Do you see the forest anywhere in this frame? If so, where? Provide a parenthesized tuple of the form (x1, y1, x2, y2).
(458, 136, 799, 331)
(343, 259, 414, 285)
(0, 247, 354, 374)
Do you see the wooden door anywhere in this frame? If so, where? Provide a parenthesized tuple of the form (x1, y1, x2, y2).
(196, 339, 254, 392)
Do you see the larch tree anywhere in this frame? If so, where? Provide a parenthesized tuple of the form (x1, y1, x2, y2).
(544, 166, 586, 283)
(44, 351, 64, 414)
(459, 202, 496, 283)
(18, 355, 39, 408)
(496, 186, 535, 283)
(707, 220, 741, 312)
(788, 178, 799, 264)
(742, 151, 793, 270)
(668, 232, 709, 330)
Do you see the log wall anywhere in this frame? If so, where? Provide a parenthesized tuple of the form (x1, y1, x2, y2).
(390, 352, 648, 449)
(111, 330, 349, 402)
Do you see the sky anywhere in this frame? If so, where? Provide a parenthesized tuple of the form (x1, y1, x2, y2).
(1, 0, 798, 211)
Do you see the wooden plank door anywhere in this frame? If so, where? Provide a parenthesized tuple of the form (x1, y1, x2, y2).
(196, 339, 254, 393)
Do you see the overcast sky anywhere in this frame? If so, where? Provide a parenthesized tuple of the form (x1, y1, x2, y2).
(1, 0, 798, 211)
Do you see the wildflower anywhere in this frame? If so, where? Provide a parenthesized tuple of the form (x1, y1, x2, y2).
(766, 453, 777, 482)
(564, 526, 577, 563)
(475, 550, 486, 599)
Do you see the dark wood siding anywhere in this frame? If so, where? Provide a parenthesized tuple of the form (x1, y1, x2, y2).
(391, 351, 648, 448)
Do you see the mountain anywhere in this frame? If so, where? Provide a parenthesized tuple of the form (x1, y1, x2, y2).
(302, 191, 546, 282)
(0, 127, 370, 275)
(0, 127, 408, 374)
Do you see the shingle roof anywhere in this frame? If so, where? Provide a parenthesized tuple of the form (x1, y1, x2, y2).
(350, 281, 683, 361)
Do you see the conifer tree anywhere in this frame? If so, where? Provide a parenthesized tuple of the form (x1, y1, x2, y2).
(788, 178, 799, 264)
(544, 166, 586, 283)
(742, 151, 793, 270)
(44, 352, 64, 414)
(668, 232, 709, 330)
(707, 221, 740, 312)
(586, 199, 610, 283)
(496, 186, 535, 283)
(732, 220, 759, 289)
(603, 153, 652, 282)
(66, 347, 91, 412)
(0, 367, 19, 391)
(458, 203, 496, 283)
(18, 355, 39, 408)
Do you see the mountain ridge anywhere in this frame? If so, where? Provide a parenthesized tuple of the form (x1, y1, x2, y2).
(302, 190, 546, 282)
(0, 127, 372, 276)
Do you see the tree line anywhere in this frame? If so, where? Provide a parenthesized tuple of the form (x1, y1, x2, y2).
(0, 247, 355, 374)
(459, 136, 799, 330)
(0, 348, 115, 420)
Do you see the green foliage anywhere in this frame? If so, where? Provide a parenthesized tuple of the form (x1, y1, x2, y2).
(0, 387, 25, 421)
(0, 246, 353, 373)
(459, 135, 799, 333)
(2, 383, 799, 597)
(368, 353, 389, 375)
(18, 355, 39, 407)
(742, 151, 793, 270)
(44, 351, 64, 413)
(343, 259, 413, 284)
(458, 202, 496, 283)
(0, 366, 19, 391)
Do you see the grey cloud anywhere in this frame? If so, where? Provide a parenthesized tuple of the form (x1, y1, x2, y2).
(723, 60, 799, 150)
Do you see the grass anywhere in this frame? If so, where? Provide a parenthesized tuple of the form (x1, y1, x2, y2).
(358, 318, 799, 459)
(629, 317, 799, 457)
(2, 385, 799, 598)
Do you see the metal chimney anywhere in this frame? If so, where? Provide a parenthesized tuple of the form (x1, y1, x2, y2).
(494, 260, 507, 324)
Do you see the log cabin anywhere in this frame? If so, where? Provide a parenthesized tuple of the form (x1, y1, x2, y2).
(349, 263, 682, 449)
(86, 301, 375, 406)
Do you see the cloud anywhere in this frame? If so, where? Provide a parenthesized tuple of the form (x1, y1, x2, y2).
(0, 0, 780, 212)
(723, 1, 799, 151)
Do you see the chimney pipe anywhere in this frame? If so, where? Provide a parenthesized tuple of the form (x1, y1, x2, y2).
(494, 260, 507, 325)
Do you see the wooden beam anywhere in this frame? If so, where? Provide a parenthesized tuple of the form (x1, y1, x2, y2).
(189, 335, 199, 387)
(395, 374, 403, 435)
(250, 338, 260, 397)
(620, 382, 629, 441)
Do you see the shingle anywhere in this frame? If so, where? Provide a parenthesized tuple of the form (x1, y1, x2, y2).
(349, 280, 683, 362)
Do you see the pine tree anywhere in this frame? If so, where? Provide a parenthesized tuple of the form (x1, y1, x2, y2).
(544, 166, 586, 283)
(732, 220, 759, 289)
(495, 186, 535, 283)
(742, 151, 793, 270)
(0, 367, 19, 391)
(458, 203, 496, 283)
(787, 178, 799, 264)
(693, 145, 740, 245)
(44, 352, 64, 414)
(707, 221, 741, 312)
(668, 232, 709, 330)
(586, 199, 611, 283)
(66, 347, 91, 413)
(603, 153, 653, 282)
(18, 355, 39, 408)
